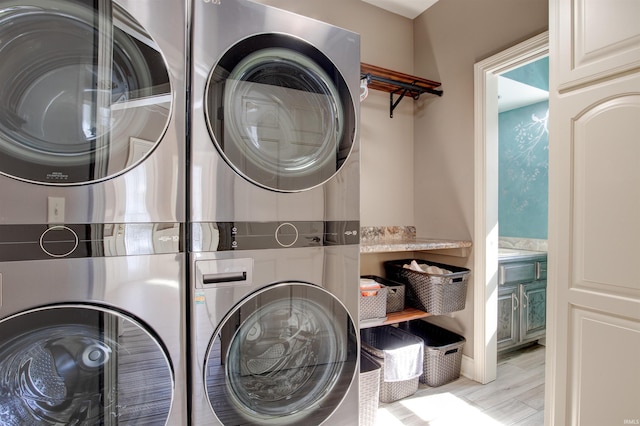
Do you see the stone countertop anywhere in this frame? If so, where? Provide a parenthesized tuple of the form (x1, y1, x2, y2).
(360, 237, 472, 253)
(360, 226, 472, 254)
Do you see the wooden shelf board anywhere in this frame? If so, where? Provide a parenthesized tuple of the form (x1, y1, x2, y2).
(361, 62, 441, 94)
(360, 308, 431, 329)
(384, 307, 432, 324)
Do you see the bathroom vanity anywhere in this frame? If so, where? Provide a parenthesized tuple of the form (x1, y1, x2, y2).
(497, 249, 547, 353)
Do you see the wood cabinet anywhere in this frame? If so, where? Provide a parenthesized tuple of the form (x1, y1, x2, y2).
(497, 254, 547, 353)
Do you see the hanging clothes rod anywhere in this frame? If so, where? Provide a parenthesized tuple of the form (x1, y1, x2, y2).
(360, 62, 443, 118)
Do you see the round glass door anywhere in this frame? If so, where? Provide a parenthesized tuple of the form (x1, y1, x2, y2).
(206, 34, 357, 192)
(0, 305, 174, 425)
(0, 0, 172, 184)
(204, 282, 358, 425)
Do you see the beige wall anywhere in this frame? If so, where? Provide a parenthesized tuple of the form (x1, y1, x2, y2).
(254, 0, 416, 227)
(412, 0, 547, 354)
(413, 0, 548, 240)
(254, 0, 548, 359)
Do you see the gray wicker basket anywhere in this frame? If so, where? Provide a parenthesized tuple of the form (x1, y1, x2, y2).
(359, 284, 387, 320)
(360, 326, 422, 403)
(359, 351, 381, 426)
(384, 259, 470, 315)
(400, 320, 465, 387)
(361, 275, 405, 313)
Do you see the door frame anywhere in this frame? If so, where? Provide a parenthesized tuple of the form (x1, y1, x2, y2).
(473, 31, 548, 384)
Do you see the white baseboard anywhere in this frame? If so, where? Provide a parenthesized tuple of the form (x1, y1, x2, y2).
(460, 354, 475, 380)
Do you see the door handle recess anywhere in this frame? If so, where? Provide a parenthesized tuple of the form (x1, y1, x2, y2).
(203, 271, 247, 285)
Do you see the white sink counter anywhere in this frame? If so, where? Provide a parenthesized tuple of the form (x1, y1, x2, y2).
(498, 247, 547, 261)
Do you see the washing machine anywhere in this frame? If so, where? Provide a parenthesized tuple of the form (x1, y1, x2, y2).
(190, 2, 361, 424)
(0, 0, 187, 225)
(0, 223, 187, 424)
(190, 0, 360, 223)
(191, 222, 360, 425)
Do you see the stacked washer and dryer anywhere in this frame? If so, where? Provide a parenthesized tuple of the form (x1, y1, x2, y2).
(0, 0, 360, 424)
(0, 0, 188, 424)
(189, 0, 361, 425)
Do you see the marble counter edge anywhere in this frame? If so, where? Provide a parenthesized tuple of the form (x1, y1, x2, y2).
(359, 238, 472, 254)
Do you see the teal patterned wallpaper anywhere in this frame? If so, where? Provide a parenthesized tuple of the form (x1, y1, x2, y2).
(499, 100, 549, 239)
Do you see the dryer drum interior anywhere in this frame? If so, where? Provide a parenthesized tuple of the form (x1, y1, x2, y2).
(0, 0, 172, 184)
(0, 305, 174, 425)
(204, 282, 358, 425)
(205, 34, 357, 192)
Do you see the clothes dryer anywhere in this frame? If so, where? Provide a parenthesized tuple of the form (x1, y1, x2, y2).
(190, 0, 360, 223)
(190, 222, 360, 425)
(0, 0, 186, 225)
(0, 223, 187, 424)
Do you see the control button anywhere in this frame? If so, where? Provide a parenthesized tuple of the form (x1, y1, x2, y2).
(275, 223, 298, 248)
(40, 226, 79, 258)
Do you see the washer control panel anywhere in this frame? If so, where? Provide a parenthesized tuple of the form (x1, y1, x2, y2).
(208, 221, 359, 251)
(0, 223, 183, 261)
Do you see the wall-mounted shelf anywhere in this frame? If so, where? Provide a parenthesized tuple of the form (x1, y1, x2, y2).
(360, 307, 432, 329)
(361, 63, 443, 117)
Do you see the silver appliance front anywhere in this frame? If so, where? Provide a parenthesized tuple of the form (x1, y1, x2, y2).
(0, 226, 187, 425)
(0, 0, 186, 224)
(190, 0, 360, 223)
(191, 244, 360, 425)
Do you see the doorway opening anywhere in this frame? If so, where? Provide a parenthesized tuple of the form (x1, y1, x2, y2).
(472, 32, 549, 385)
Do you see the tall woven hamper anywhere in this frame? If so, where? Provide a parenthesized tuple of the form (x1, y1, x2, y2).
(360, 326, 423, 403)
(359, 350, 381, 426)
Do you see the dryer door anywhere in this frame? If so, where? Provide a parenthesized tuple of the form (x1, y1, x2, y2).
(206, 34, 357, 192)
(204, 282, 358, 425)
(0, 0, 172, 185)
(0, 305, 174, 425)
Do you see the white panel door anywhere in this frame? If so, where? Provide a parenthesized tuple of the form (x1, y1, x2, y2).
(548, 1, 640, 425)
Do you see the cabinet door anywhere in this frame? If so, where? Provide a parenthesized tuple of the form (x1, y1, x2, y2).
(520, 280, 546, 342)
(555, 0, 640, 89)
(497, 286, 519, 351)
(550, 0, 640, 419)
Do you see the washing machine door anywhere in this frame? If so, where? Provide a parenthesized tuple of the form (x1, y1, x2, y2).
(0, 0, 172, 185)
(206, 34, 357, 192)
(0, 305, 174, 425)
(204, 282, 358, 425)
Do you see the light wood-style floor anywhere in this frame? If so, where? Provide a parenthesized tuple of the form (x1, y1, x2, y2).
(374, 344, 546, 426)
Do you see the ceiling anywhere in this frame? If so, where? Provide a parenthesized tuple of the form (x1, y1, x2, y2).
(498, 76, 549, 113)
(361, 0, 439, 19)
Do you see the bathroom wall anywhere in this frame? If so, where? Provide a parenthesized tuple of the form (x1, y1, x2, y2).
(498, 57, 549, 244)
(498, 100, 549, 239)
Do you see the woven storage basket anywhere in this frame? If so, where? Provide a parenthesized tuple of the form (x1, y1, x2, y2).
(384, 259, 470, 315)
(360, 326, 422, 403)
(400, 320, 465, 387)
(359, 284, 387, 320)
(361, 275, 405, 313)
(359, 351, 381, 426)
